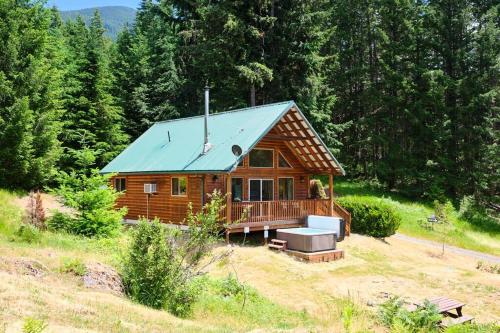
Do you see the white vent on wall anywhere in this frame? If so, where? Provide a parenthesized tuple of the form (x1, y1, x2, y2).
(144, 183, 157, 194)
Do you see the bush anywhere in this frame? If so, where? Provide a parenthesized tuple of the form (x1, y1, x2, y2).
(59, 257, 86, 276)
(22, 317, 47, 333)
(122, 218, 176, 309)
(378, 297, 442, 332)
(50, 169, 127, 238)
(13, 224, 42, 244)
(122, 190, 226, 317)
(337, 196, 401, 237)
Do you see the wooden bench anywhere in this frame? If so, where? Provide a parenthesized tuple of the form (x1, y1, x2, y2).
(440, 315, 474, 328)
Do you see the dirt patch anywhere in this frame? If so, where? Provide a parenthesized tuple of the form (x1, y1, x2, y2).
(83, 263, 124, 295)
(0, 256, 48, 277)
(13, 192, 74, 218)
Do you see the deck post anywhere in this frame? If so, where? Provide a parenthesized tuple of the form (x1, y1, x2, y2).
(226, 174, 232, 225)
(329, 174, 334, 216)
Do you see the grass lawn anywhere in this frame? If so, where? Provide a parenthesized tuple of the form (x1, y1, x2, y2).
(334, 179, 500, 256)
(1, 188, 499, 332)
(0, 189, 324, 332)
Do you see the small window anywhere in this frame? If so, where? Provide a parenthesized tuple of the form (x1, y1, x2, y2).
(172, 177, 187, 196)
(237, 158, 244, 167)
(114, 178, 126, 192)
(249, 149, 273, 168)
(279, 178, 294, 200)
(278, 152, 292, 168)
(231, 178, 243, 202)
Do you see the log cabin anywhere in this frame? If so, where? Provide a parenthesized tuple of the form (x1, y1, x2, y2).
(101, 95, 351, 241)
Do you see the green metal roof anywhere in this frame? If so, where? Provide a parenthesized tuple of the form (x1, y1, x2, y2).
(101, 101, 296, 174)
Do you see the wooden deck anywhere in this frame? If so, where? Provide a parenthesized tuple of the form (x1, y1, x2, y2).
(224, 198, 351, 242)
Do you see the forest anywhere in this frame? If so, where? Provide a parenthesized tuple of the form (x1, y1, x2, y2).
(0, 0, 498, 204)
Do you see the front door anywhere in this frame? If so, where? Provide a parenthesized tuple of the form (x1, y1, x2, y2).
(249, 179, 274, 217)
(249, 179, 274, 201)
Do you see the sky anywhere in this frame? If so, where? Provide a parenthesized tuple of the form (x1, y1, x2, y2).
(47, 0, 141, 11)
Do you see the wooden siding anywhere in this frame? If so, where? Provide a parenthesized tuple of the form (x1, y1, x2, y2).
(204, 128, 312, 201)
(113, 174, 203, 223)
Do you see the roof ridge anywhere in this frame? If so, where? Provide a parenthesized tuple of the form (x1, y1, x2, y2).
(154, 100, 294, 125)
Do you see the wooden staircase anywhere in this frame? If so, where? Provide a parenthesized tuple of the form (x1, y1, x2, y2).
(268, 239, 287, 251)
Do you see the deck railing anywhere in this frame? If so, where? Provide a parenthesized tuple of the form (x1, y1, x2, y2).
(333, 200, 351, 236)
(231, 199, 331, 223)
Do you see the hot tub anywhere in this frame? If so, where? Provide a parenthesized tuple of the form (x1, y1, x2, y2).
(276, 228, 336, 252)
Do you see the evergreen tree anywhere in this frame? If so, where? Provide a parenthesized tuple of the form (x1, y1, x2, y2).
(60, 11, 127, 171)
(112, 0, 180, 139)
(0, 0, 63, 189)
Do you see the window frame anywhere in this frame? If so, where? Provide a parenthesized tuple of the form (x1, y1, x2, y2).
(248, 178, 274, 201)
(278, 151, 293, 168)
(171, 176, 188, 197)
(114, 177, 126, 192)
(248, 148, 274, 168)
(278, 177, 294, 200)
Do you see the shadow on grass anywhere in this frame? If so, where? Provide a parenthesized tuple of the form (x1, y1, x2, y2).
(226, 230, 277, 247)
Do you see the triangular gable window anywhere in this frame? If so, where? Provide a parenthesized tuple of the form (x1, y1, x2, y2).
(278, 152, 292, 168)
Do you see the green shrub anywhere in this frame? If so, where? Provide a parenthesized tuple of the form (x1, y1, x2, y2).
(22, 317, 47, 333)
(47, 211, 74, 233)
(50, 169, 126, 238)
(59, 257, 86, 276)
(337, 196, 401, 237)
(219, 273, 245, 297)
(123, 218, 177, 309)
(122, 190, 226, 317)
(378, 297, 442, 332)
(13, 224, 42, 244)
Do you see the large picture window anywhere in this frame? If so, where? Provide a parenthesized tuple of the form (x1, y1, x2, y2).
(279, 178, 294, 200)
(172, 177, 187, 196)
(249, 149, 274, 168)
(114, 178, 126, 192)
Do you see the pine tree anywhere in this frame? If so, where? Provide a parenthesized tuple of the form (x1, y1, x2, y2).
(0, 0, 63, 189)
(112, 0, 180, 139)
(60, 11, 128, 171)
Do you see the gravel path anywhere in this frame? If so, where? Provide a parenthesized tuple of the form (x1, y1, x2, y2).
(394, 233, 500, 264)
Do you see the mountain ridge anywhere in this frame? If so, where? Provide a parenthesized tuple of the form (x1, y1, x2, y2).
(60, 6, 136, 40)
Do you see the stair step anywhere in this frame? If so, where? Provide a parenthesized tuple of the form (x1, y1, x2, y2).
(268, 244, 284, 250)
(271, 239, 287, 244)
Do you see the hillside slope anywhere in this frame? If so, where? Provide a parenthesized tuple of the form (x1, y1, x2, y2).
(60, 6, 136, 39)
(1, 190, 499, 332)
(335, 180, 500, 256)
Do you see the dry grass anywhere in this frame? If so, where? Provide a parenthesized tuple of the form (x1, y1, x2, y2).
(1, 190, 499, 332)
(208, 234, 499, 328)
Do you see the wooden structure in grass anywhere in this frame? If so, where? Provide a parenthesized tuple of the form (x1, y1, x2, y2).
(101, 101, 351, 237)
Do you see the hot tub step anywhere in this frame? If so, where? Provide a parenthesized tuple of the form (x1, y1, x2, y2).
(268, 239, 288, 251)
